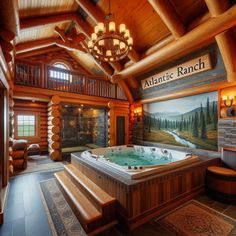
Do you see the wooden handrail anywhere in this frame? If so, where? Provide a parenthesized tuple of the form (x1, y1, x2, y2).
(14, 59, 127, 100)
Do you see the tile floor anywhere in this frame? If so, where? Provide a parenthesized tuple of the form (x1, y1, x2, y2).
(0, 170, 235, 236)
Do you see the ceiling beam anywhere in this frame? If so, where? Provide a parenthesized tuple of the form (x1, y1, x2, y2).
(75, 0, 140, 63)
(20, 13, 76, 29)
(205, 0, 236, 82)
(0, 0, 19, 36)
(148, 0, 185, 38)
(16, 46, 61, 58)
(15, 37, 57, 53)
(111, 4, 236, 80)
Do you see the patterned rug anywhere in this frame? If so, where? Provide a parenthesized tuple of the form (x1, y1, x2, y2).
(39, 178, 236, 236)
(39, 178, 121, 236)
(13, 155, 65, 176)
(157, 200, 236, 236)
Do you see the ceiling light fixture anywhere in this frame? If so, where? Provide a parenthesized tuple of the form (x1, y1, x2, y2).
(87, 0, 133, 62)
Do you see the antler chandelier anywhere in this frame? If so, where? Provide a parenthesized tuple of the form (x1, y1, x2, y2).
(88, 0, 133, 62)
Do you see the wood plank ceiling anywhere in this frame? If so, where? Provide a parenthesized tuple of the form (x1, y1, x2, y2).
(15, 0, 213, 76)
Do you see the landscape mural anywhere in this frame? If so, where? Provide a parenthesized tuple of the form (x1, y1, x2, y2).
(143, 92, 218, 151)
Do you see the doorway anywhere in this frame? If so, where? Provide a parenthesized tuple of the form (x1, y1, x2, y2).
(116, 116, 125, 145)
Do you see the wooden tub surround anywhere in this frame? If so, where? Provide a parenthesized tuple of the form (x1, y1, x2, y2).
(57, 153, 222, 231)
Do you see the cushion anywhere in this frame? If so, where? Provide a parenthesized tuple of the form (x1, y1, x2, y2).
(12, 150, 25, 159)
(12, 139, 28, 151)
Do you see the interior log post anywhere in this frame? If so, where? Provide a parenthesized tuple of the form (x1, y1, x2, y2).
(112, 4, 236, 80)
(126, 76, 139, 89)
(148, 0, 185, 38)
(47, 96, 62, 161)
(205, 0, 236, 83)
(117, 80, 134, 104)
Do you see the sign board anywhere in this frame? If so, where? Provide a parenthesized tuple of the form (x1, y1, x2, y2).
(141, 54, 212, 90)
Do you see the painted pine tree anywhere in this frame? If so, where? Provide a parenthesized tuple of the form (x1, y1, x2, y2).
(201, 113, 207, 139)
(192, 112, 198, 137)
(206, 97, 211, 124)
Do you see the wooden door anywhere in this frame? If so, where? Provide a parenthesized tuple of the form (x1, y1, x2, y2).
(116, 116, 125, 145)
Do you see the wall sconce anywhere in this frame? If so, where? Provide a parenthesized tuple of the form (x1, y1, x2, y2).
(222, 95, 235, 116)
(222, 95, 234, 107)
(133, 108, 142, 122)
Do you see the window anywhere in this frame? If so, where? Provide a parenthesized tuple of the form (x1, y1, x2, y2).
(16, 114, 37, 137)
(50, 63, 71, 81)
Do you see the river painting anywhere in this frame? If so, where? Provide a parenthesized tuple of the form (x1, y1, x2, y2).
(143, 91, 218, 151)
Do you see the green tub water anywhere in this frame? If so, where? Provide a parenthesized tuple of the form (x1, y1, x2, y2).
(107, 150, 176, 166)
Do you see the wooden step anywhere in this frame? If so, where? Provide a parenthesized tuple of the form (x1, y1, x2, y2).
(54, 171, 102, 233)
(64, 164, 116, 209)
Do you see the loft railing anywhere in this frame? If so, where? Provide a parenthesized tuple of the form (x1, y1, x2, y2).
(15, 59, 127, 100)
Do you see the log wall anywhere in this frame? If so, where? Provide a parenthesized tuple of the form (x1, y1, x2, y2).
(13, 99, 49, 153)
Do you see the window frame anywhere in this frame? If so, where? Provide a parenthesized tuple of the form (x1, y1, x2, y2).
(14, 111, 40, 141)
(49, 62, 72, 81)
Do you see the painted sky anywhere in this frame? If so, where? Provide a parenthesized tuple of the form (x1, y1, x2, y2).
(143, 91, 218, 114)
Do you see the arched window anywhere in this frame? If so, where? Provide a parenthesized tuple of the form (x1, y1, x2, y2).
(53, 63, 69, 70)
(50, 62, 71, 80)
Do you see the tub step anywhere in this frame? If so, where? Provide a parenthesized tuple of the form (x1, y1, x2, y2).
(55, 171, 102, 233)
(65, 164, 116, 210)
(64, 164, 117, 226)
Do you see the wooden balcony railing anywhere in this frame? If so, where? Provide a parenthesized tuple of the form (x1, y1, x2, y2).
(15, 60, 127, 100)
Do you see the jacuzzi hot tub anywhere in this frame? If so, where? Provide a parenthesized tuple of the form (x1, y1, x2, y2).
(80, 145, 199, 179)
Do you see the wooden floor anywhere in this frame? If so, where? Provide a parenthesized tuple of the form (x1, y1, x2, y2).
(0, 169, 236, 236)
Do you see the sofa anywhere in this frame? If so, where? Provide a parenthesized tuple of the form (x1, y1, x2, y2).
(9, 139, 28, 171)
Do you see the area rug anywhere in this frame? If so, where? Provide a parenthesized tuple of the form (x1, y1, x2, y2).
(13, 155, 65, 176)
(156, 200, 236, 236)
(39, 178, 122, 236)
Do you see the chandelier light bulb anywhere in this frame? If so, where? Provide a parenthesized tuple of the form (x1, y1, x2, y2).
(91, 33, 97, 42)
(97, 22, 105, 33)
(119, 24, 126, 34)
(113, 39, 119, 46)
(124, 29, 130, 39)
(109, 22, 116, 32)
(106, 50, 112, 56)
(127, 37, 133, 46)
(94, 25, 99, 34)
(120, 42, 126, 50)
(98, 40, 105, 46)
(88, 41, 93, 49)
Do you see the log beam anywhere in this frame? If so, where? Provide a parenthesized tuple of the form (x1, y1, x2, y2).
(16, 46, 61, 58)
(148, 0, 185, 38)
(75, 0, 140, 63)
(15, 37, 57, 54)
(205, 0, 236, 82)
(20, 13, 76, 29)
(0, 29, 15, 41)
(0, 0, 19, 35)
(112, 4, 236, 80)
